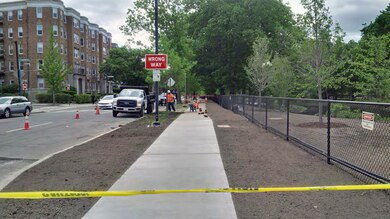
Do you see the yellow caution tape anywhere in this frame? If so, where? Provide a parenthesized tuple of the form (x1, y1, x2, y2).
(0, 184, 389, 199)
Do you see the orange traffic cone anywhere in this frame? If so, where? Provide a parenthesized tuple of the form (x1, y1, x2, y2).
(95, 104, 100, 115)
(75, 109, 80, 119)
(24, 115, 30, 130)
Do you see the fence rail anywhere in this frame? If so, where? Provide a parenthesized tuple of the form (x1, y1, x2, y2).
(216, 95, 390, 184)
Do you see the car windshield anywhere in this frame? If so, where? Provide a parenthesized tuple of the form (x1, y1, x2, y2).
(118, 90, 142, 97)
(0, 98, 11, 104)
(102, 95, 113, 100)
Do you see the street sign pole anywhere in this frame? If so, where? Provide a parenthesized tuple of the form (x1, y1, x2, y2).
(153, 0, 160, 127)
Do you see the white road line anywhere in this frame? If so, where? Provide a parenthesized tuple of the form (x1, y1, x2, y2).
(6, 122, 53, 133)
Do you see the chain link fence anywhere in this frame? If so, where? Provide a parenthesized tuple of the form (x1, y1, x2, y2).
(217, 95, 390, 184)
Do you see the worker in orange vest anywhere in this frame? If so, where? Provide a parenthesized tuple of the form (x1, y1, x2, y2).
(166, 90, 176, 112)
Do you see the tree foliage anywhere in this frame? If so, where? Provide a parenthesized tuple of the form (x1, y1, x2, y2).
(99, 47, 150, 86)
(361, 4, 390, 37)
(40, 33, 70, 103)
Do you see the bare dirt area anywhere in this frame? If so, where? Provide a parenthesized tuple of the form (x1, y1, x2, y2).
(207, 101, 390, 219)
(0, 112, 180, 219)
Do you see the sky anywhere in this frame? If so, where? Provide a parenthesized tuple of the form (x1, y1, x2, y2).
(3, 0, 386, 46)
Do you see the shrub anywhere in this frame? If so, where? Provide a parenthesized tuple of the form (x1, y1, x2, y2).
(55, 93, 72, 103)
(36, 93, 71, 103)
(74, 94, 91, 104)
(0, 84, 19, 94)
(331, 104, 360, 119)
(36, 93, 53, 103)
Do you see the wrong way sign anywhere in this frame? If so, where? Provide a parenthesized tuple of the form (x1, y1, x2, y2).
(145, 54, 168, 70)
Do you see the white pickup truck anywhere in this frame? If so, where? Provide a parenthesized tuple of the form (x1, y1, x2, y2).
(112, 89, 154, 117)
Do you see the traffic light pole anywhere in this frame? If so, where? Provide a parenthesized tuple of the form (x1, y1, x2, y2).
(153, 0, 160, 127)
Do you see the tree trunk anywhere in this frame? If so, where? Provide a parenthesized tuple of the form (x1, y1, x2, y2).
(53, 92, 56, 104)
(318, 84, 323, 123)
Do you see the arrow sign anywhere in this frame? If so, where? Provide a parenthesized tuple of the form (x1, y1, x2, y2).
(167, 78, 175, 87)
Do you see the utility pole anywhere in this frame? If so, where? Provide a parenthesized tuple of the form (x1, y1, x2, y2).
(14, 41, 22, 95)
(153, 0, 160, 126)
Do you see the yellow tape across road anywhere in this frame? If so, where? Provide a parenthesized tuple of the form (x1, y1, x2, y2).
(0, 184, 389, 199)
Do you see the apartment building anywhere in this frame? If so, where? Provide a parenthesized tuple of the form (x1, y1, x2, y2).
(0, 0, 112, 96)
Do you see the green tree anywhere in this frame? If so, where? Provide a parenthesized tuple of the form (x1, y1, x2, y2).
(40, 33, 70, 103)
(245, 37, 273, 98)
(361, 4, 390, 37)
(99, 47, 150, 86)
(268, 56, 294, 97)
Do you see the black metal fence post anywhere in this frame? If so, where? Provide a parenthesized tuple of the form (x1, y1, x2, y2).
(327, 101, 331, 164)
(286, 99, 290, 141)
(265, 98, 268, 130)
(242, 95, 245, 116)
(251, 96, 255, 123)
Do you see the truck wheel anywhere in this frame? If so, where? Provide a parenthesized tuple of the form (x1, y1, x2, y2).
(139, 106, 144, 118)
(113, 110, 118, 117)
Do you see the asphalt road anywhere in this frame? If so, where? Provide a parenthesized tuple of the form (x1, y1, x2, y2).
(0, 105, 137, 190)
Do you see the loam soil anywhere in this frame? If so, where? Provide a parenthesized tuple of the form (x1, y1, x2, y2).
(207, 101, 390, 219)
(0, 112, 181, 219)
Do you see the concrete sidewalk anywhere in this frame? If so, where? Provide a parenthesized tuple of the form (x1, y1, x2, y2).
(84, 106, 237, 218)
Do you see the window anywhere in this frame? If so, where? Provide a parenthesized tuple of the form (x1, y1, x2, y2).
(17, 10, 22, 20)
(92, 43, 95, 51)
(74, 48, 79, 59)
(86, 39, 89, 48)
(92, 56, 96, 64)
(9, 62, 14, 71)
(36, 7, 42, 18)
(60, 26, 63, 37)
(103, 47, 107, 56)
(0, 28, 3, 38)
(52, 8, 58, 18)
(37, 42, 43, 53)
(8, 43, 14, 55)
(64, 31, 67, 39)
(60, 10, 63, 21)
(8, 11, 13, 21)
(80, 38, 84, 46)
(18, 43, 23, 54)
(0, 12, 3, 21)
(0, 44, 4, 55)
(103, 36, 107, 44)
(92, 69, 96, 75)
(0, 61, 4, 71)
(80, 23, 84, 32)
(38, 78, 44, 89)
(60, 44, 64, 54)
(91, 30, 95, 38)
(80, 52, 84, 61)
(73, 18, 79, 28)
(9, 80, 15, 84)
(37, 60, 43, 70)
(18, 27, 23, 37)
(64, 47, 67, 55)
(73, 34, 79, 44)
(53, 25, 58, 36)
(37, 24, 43, 35)
(8, 28, 13, 38)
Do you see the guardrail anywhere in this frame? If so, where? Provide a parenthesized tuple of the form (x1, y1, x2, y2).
(217, 95, 390, 184)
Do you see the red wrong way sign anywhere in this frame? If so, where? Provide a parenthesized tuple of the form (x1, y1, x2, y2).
(145, 54, 168, 70)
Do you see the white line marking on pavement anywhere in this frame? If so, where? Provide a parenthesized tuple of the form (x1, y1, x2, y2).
(217, 125, 231, 128)
(6, 122, 53, 133)
(269, 117, 283, 120)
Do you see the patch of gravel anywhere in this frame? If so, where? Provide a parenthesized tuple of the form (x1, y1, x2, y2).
(0, 112, 181, 219)
(207, 101, 389, 219)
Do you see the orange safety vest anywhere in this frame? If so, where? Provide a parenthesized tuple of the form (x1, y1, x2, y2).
(167, 93, 174, 103)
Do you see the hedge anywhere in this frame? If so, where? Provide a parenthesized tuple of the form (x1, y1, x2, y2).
(36, 93, 72, 103)
(74, 94, 91, 104)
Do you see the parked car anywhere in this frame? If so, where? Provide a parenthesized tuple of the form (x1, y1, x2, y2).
(0, 96, 33, 118)
(98, 95, 114, 109)
(159, 92, 166, 106)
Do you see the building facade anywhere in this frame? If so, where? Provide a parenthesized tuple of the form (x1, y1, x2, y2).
(0, 0, 112, 97)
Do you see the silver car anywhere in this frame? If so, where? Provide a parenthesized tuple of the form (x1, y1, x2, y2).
(0, 96, 33, 118)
